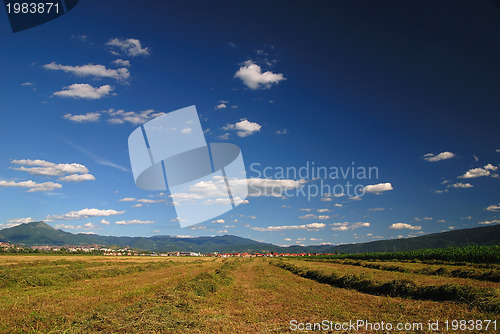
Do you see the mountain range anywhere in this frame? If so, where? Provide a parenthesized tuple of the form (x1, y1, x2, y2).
(0, 221, 499, 253)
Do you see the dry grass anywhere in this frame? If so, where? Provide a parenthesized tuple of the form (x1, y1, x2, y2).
(0, 255, 496, 333)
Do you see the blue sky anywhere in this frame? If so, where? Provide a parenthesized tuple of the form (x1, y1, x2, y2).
(1, 0, 499, 247)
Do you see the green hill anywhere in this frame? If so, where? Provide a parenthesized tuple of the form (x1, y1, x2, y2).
(0, 221, 275, 253)
(0, 221, 499, 253)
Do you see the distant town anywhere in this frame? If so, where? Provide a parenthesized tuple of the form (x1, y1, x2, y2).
(0, 241, 332, 257)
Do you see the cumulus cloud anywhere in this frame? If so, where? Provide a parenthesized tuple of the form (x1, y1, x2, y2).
(44, 62, 130, 82)
(137, 199, 164, 204)
(251, 222, 325, 231)
(115, 219, 155, 225)
(47, 208, 125, 221)
(214, 102, 227, 110)
(212, 219, 225, 224)
(63, 112, 101, 123)
(10, 159, 94, 183)
(448, 182, 473, 189)
(113, 59, 131, 67)
(6, 217, 33, 223)
(486, 203, 500, 212)
(105, 108, 165, 125)
(459, 164, 498, 179)
(63, 109, 165, 125)
(363, 182, 393, 194)
(173, 176, 305, 203)
(299, 213, 329, 220)
(423, 151, 456, 162)
(389, 223, 422, 230)
(0, 180, 62, 192)
(106, 38, 150, 57)
(331, 222, 370, 231)
(478, 219, 500, 225)
(119, 197, 136, 202)
(234, 60, 285, 89)
(55, 222, 96, 230)
(11, 159, 88, 176)
(58, 174, 95, 182)
(223, 119, 262, 137)
(53, 84, 113, 99)
(100, 219, 110, 225)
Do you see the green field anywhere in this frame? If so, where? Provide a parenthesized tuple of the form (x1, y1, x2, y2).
(0, 254, 498, 333)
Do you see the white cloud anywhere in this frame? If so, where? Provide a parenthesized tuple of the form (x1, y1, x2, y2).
(212, 219, 225, 224)
(251, 222, 325, 231)
(115, 219, 155, 225)
(11, 159, 90, 178)
(349, 196, 362, 201)
(223, 119, 262, 137)
(47, 208, 125, 221)
(334, 204, 343, 207)
(317, 208, 330, 213)
(55, 223, 96, 230)
(448, 182, 473, 189)
(368, 208, 385, 211)
(119, 197, 136, 202)
(53, 84, 113, 99)
(486, 203, 500, 212)
(423, 151, 455, 162)
(389, 223, 422, 230)
(58, 173, 95, 182)
(331, 222, 370, 231)
(320, 197, 332, 202)
(63, 112, 101, 123)
(478, 219, 500, 225)
(113, 59, 131, 67)
(276, 129, 288, 135)
(132, 204, 143, 208)
(104, 108, 165, 125)
(181, 127, 192, 134)
(6, 217, 33, 223)
(137, 199, 164, 204)
(218, 133, 230, 140)
(106, 38, 150, 57)
(0, 180, 62, 192)
(214, 103, 227, 110)
(298, 213, 315, 219)
(363, 182, 393, 194)
(100, 219, 110, 225)
(234, 60, 285, 89)
(459, 164, 498, 179)
(171, 176, 305, 204)
(284, 238, 292, 241)
(44, 62, 130, 82)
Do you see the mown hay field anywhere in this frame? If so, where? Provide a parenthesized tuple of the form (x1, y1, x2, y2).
(0, 255, 498, 333)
